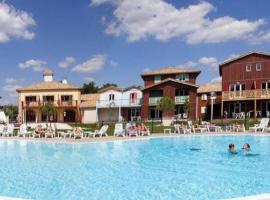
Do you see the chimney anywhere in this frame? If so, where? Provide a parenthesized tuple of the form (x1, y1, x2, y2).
(43, 69, 53, 82)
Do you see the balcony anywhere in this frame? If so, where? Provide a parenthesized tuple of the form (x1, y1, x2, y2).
(149, 97, 162, 105)
(96, 98, 142, 108)
(22, 100, 78, 108)
(175, 96, 189, 104)
(222, 90, 270, 101)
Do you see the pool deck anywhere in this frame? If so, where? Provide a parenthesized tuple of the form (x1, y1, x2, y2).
(0, 132, 270, 144)
(225, 193, 270, 200)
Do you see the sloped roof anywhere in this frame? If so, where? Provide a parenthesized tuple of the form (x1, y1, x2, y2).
(142, 78, 199, 91)
(197, 82, 222, 93)
(17, 81, 80, 92)
(80, 94, 99, 108)
(219, 51, 270, 75)
(142, 66, 201, 76)
(98, 86, 122, 93)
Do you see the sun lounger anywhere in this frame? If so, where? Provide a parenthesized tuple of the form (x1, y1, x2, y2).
(0, 124, 5, 136)
(114, 123, 125, 137)
(88, 125, 109, 137)
(17, 124, 30, 137)
(45, 129, 55, 138)
(249, 118, 269, 133)
(140, 126, 151, 136)
(2, 124, 14, 137)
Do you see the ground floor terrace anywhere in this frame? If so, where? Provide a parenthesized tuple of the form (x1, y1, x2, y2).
(97, 107, 141, 122)
(23, 108, 81, 123)
(222, 99, 270, 119)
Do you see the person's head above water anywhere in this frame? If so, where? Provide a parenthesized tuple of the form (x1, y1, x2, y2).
(243, 143, 250, 150)
(228, 144, 237, 154)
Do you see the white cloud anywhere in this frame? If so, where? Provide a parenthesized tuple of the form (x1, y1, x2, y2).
(143, 68, 150, 72)
(18, 59, 46, 72)
(92, 0, 265, 44)
(186, 17, 265, 44)
(5, 78, 18, 84)
(84, 77, 96, 82)
(2, 84, 21, 96)
(210, 76, 221, 83)
(58, 57, 76, 68)
(0, 2, 36, 43)
(185, 61, 197, 67)
(198, 57, 219, 68)
(72, 54, 106, 73)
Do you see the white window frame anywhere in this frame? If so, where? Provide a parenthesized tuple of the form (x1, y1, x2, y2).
(246, 64, 252, 72)
(154, 75, 161, 83)
(201, 107, 207, 114)
(201, 94, 207, 101)
(176, 73, 189, 81)
(256, 63, 261, 71)
(109, 94, 115, 101)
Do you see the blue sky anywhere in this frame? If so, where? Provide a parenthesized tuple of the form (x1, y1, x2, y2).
(1, 0, 270, 104)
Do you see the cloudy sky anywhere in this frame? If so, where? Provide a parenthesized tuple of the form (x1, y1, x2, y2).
(1, 0, 270, 104)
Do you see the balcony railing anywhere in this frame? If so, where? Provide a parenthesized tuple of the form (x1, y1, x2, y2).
(22, 100, 78, 107)
(175, 96, 189, 104)
(96, 98, 142, 108)
(149, 97, 162, 105)
(222, 90, 270, 101)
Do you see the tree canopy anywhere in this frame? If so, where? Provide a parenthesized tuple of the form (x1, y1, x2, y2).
(157, 97, 175, 112)
(81, 82, 118, 94)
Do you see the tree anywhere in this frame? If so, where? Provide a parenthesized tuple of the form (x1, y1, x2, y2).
(99, 83, 118, 91)
(41, 103, 56, 123)
(157, 97, 175, 113)
(3, 105, 18, 122)
(81, 81, 99, 94)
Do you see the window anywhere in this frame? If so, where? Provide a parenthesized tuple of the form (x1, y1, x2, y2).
(175, 88, 189, 96)
(176, 74, 189, 81)
(262, 82, 268, 90)
(43, 96, 54, 102)
(246, 64, 252, 72)
(154, 75, 161, 83)
(201, 94, 207, 101)
(109, 94, 115, 101)
(256, 63, 262, 71)
(61, 95, 73, 102)
(25, 96, 37, 102)
(201, 107, 207, 114)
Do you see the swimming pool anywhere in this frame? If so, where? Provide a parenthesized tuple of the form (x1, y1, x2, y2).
(0, 135, 270, 200)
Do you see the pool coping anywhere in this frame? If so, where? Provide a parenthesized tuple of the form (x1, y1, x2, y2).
(0, 132, 270, 145)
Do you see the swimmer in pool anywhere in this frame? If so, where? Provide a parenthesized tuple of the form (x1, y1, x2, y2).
(228, 144, 237, 154)
(242, 143, 250, 152)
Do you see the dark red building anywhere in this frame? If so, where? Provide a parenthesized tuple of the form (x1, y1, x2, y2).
(197, 82, 222, 120)
(141, 67, 200, 120)
(220, 51, 270, 118)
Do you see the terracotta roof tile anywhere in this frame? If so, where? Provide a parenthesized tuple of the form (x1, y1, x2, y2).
(17, 81, 80, 92)
(142, 66, 200, 76)
(142, 78, 199, 91)
(197, 82, 222, 93)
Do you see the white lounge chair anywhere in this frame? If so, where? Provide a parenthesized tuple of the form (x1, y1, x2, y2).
(73, 129, 83, 139)
(88, 125, 109, 137)
(249, 118, 269, 133)
(0, 124, 5, 136)
(2, 124, 14, 137)
(114, 123, 125, 137)
(17, 124, 30, 137)
(45, 128, 55, 138)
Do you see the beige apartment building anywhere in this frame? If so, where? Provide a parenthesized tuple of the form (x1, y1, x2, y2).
(17, 69, 81, 123)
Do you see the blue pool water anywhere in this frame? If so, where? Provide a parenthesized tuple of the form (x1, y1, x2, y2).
(0, 136, 270, 200)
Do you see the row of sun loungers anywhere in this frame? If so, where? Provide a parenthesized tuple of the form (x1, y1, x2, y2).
(0, 122, 151, 139)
